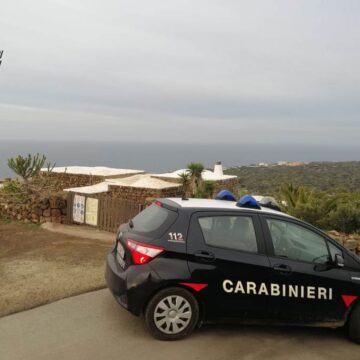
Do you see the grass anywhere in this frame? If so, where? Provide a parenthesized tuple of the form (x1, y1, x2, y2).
(0, 221, 112, 317)
(0, 216, 12, 225)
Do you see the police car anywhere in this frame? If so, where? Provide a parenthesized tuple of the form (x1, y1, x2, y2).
(105, 192, 360, 342)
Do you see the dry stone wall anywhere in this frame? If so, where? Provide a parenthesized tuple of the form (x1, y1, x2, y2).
(212, 178, 239, 195)
(107, 185, 183, 204)
(151, 177, 239, 197)
(40, 171, 142, 191)
(327, 230, 360, 256)
(0, 194, 68, 224)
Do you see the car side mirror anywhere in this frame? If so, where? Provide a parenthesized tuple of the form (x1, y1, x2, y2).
(335, 254, 345, 268)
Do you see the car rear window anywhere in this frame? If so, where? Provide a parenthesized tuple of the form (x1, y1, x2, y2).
(130, 203, 177, 238)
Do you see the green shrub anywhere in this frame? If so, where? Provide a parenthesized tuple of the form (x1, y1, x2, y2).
(277, 183, 360, 234)
(325, 206, 360, 234)
(0, 179, 27, 202)
(8, 154, 47, 183)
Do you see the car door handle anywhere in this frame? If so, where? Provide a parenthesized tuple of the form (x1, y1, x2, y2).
(273, 264, 292, 274)
(194, 251, 215, 262)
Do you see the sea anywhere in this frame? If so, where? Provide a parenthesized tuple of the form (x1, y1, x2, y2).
(0, 140, 359, 178)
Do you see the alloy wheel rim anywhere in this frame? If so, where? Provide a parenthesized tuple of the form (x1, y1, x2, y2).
(154, 295, 192, 334)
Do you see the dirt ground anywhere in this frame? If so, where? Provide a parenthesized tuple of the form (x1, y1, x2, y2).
(0, 220, 113, 317)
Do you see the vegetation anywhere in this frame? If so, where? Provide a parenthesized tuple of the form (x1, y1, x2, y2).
(187, 162, 205, 197)
(195, 180, 216, 199)
(186, 162, 215, 198)
(224, 162, 360, 234)
(1, 179, 27, 202)
(7, 153, 50, 183)
(277, 183, 360, 233)
(1, 153, 56, 202)
(225, 161, 360, 195)
(178, 172, 191, 199)
(2, 155, 359, 234)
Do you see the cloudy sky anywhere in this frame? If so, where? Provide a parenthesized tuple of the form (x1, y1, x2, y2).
(1, 0, 359, 144)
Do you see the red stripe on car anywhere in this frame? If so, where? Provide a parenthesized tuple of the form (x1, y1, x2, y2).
(341, 295, 358, 308)
(179, 283, 208, 292)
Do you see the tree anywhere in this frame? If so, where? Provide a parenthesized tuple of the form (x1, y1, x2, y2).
(278, 183, 323, 226)
(277, 183, 360, 233)
(1, 154, 56, 204)
(187, 162, 204, 197)
(178, 172, 191, 199)
(8, 153, 47, 183)
(278, 183, 313, 209)
(201, 180, 215, 199)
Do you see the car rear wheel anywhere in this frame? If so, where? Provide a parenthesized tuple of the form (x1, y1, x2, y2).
(348, 303, 360, 343)
(144, 287, 199, 340)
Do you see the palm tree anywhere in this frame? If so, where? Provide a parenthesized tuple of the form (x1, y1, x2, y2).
(178, 172, 191, 199)
(187, 162, 204, 197)
(279, 183, 313, 209)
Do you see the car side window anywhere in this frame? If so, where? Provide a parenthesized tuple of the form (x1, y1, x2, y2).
(198, 216, 258, 253)
(266, 219, 330, 264)
(328, 241, 343, 262)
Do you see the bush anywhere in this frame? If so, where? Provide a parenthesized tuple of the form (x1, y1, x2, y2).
(325, 206, 360, 234)
(0, 179, 27, 202)
(277, 183, 360, 234)
(8, 154, 47, 183)
(289, 203, 324, 228)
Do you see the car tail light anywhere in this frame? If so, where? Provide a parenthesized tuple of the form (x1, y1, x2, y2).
(126, 239, 165, 265)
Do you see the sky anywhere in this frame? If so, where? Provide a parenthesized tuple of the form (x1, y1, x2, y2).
(0, 0, 359, 145)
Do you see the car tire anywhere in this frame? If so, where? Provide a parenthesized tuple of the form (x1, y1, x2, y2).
(348, 303, 360, 343)
(144, 287, 199, 340)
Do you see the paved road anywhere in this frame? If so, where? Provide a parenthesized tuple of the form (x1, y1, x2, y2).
(1, 289, 359, 360)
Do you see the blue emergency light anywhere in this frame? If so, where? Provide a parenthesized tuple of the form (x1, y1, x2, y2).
(215, 190, 237, 201)
(237, 195, 261, 209)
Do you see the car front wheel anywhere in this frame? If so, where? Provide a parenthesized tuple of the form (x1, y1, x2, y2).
(144, 287, 199, 340)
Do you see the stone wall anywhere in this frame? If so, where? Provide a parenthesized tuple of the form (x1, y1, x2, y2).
(0, 194, 68, 224)
(327, 231, 360, 257)
(107, 185, 183, 204)
(151, 176, 239, 197)
(40, 171, 143, 191)
(212, 178, 239, 195)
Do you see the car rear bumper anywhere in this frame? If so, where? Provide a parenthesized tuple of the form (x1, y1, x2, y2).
(105, 251, 129, 309)
(105, 251, 162, 316)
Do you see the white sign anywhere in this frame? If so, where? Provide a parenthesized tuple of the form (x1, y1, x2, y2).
(85, 198, 98, 226)
(73, 194, 85, 223)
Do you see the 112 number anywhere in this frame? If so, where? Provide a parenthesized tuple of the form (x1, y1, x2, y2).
(168, 232, 184, 242)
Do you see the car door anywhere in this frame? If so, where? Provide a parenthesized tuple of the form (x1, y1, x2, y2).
(260, 214, 353, 324)
(187, 211, 272, 321)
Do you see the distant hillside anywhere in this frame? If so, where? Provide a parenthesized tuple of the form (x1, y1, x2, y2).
(225, 161, 360, 195)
